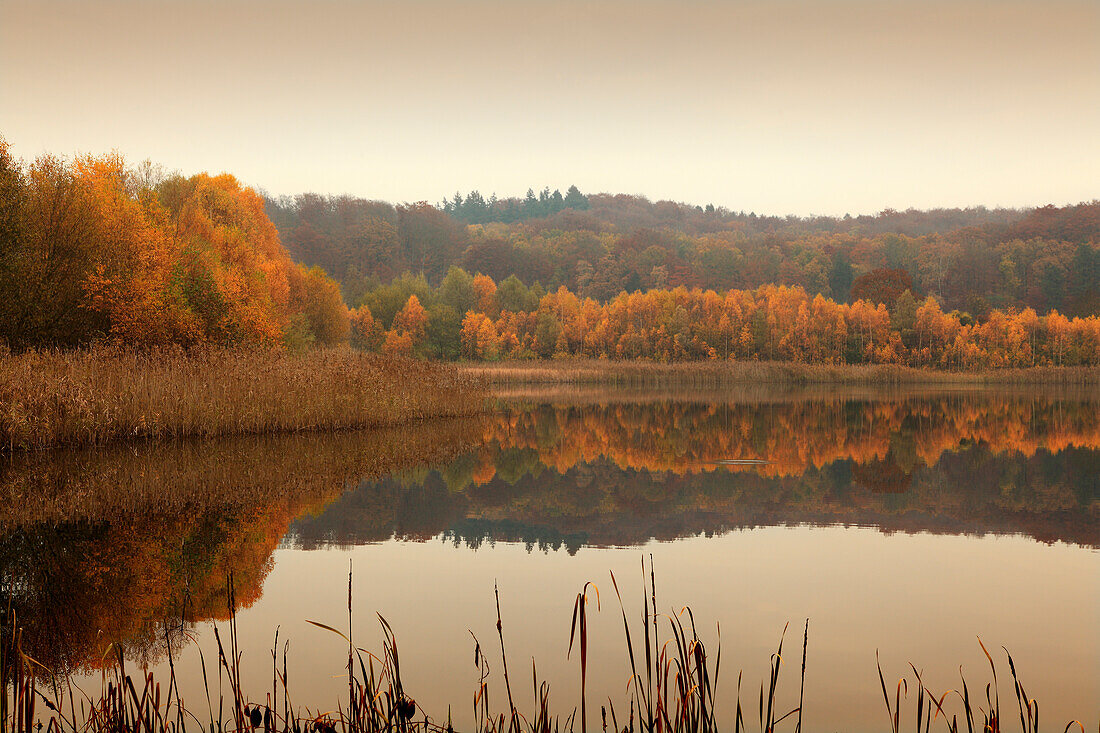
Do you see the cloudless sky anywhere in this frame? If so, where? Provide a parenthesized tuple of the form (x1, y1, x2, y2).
(2, 0, 1097, 215)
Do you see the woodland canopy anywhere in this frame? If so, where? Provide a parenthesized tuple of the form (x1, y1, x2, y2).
(2, 139, 1098, 369)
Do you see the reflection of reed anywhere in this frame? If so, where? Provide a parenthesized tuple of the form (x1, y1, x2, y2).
(0, 418, 484, 527)
(0, 418, 484, 673)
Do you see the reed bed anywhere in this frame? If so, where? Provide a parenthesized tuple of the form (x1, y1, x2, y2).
(2, 559, 1087, 733)
(0, 347, 488, 450)
(461, 360, 1100, 388)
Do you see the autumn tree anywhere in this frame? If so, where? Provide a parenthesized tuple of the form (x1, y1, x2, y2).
(358, 272, 432, 331)
(497, 274, 538, 313)
(472, 273, 498, 317)
(397, 202, 464, 280)
(384, 294, 429, 356)
(349, 305, 383, 350)
(289, 265, 351, 346)
(265, 191, 1098, 319)
(1, 146, 350, 349)
(828, 252, 854, 301)
(425, 304, 463, 359)
(437, 265, 476, 314)
(0, 152, 103, 346)
(850, 268, 914, 310)
(392, 294, 428, 340)
(0, 137, 29, 344)
(80, 153, 196, 345)
(268, 193, 399, 290)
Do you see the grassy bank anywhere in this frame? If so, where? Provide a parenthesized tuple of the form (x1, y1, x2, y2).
(461, 359, 1100, 387)
(0, 347, 487, 450)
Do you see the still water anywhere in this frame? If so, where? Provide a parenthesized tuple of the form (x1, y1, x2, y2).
(2, 386, 1097, 730)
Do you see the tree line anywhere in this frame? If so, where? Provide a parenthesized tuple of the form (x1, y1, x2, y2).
(441, 185, 590, 224)
(266, 190, 1100, 320)
(3, 138, 1098, 369)
(351, 270, 1100, 367)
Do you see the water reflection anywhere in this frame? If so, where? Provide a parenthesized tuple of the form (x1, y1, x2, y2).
(0, 419, 481, 673)
(0, 387, 1097, 699)
(290, 391, 1099, 550)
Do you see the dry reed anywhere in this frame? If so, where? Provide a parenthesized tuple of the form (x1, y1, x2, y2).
(0, 346, 488, 451)
(2, 560, 1088, 733)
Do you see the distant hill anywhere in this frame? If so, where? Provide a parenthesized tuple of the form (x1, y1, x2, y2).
(265, 193, 1099, 317)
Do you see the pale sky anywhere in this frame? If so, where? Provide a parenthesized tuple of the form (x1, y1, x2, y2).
(2, 0, 1097, 215)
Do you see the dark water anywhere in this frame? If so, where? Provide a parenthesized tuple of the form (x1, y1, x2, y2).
(2, 386, 1097, 730)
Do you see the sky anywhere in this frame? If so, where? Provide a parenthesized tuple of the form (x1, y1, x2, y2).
(1, 0, 1097, 216)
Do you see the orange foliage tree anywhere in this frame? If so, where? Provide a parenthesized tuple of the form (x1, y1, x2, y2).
(447, 276, 1100, 368)
(0, 146, 349, 349)
(383, 294, 429, 357)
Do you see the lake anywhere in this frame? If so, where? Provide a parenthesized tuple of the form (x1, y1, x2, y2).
(1, 385, 1097, 731)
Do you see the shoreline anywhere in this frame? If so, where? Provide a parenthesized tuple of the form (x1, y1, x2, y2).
(458, 359, 1100, 386)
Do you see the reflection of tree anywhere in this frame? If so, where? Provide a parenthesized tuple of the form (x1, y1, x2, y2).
(287, 475, 467, 549)
(469, 397, 1100, 482)
(4, 394, 1098, 678)
(290, 446, 1098, 551)
(0, 507, 284, 674)
(288, 394, 1099, 551)
(443, 519, 587, 556)
(851, 456, 912, 494)
(0, 418, 482, 673)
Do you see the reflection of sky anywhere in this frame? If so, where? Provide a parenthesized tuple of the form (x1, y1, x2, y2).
(13, 389, 1099, 730)
(75, 528, 1100, 732)
(3, 1, 1098, 214)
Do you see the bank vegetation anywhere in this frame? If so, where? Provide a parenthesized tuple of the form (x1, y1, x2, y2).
(0, 347, 486, 451)
(462, 359, 1100, 387)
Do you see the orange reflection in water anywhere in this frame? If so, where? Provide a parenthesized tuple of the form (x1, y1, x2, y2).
(0, 420, 481, 673)
(292, 390, 1099, 550)
(2, 387, 1097, 731)
(473, 391, 1100, 481)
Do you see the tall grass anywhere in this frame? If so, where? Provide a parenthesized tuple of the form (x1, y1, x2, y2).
(461, 360, 1100, 388)
(2, 560, 1088, 733)
(0, 347, 487, 450)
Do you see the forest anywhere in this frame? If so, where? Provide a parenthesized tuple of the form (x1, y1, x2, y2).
(3, 139, 1099, 369)
(265, 188, 1100, 318)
